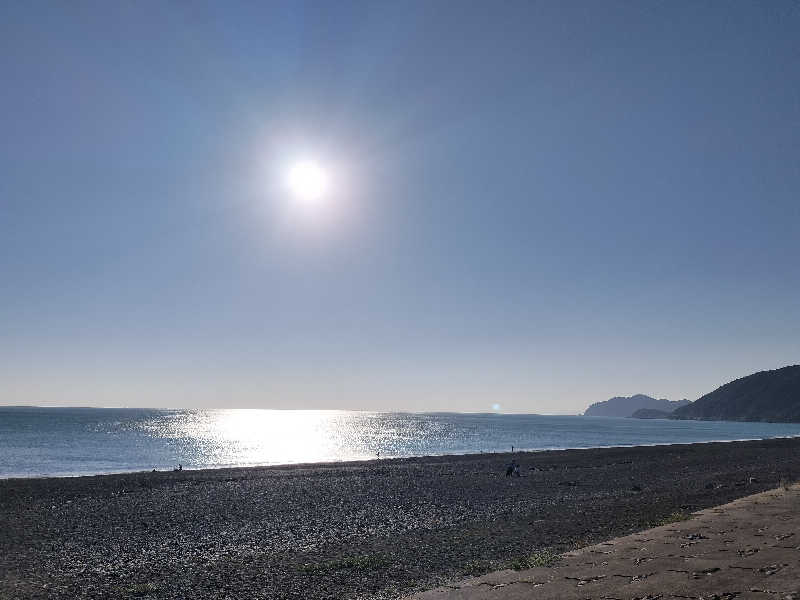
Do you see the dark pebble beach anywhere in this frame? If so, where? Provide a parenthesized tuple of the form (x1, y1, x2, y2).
(2, 437, 800, 600)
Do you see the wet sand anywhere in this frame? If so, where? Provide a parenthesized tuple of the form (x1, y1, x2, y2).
(2, 437, 799, 599)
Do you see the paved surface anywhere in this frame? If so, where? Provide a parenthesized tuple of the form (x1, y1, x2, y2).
(406, 484, 800, 600)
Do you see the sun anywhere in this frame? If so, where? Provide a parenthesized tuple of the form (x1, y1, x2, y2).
(286, 160, 329, 206)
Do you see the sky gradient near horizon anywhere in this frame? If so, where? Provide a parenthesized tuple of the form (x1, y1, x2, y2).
(1, 1, 799, 413)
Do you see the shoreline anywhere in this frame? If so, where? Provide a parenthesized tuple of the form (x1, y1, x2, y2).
(3, 437, 800, 599)
(5, 431, 800, 481)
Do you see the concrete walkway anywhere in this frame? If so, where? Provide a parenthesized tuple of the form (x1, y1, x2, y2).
(406, 484, 800, 600)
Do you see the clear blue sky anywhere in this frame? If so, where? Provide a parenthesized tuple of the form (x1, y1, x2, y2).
(1, 1, 798, 412)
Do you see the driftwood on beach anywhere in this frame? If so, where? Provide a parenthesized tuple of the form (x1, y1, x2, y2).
(2, 437, 799, 600)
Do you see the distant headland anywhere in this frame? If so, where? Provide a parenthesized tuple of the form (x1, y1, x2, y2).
(583, 394, 690, 418)
(585, 365, 800, 423)
(672, 365, 800, 423)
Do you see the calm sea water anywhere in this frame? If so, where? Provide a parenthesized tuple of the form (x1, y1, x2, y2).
(2, 407, 800, 478)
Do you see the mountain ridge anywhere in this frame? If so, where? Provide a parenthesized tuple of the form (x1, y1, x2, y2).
(672, 365, 800, 422)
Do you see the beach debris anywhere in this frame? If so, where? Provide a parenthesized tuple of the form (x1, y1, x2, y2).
(565, 574, 606, 585)
(612, 571, 657, 583)
(758, 563, 787, 576)
(691, 567, 720, 578)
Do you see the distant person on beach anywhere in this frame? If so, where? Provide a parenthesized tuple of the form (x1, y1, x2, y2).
(505, 461, 514, 477)
(513, 462, 520, 477)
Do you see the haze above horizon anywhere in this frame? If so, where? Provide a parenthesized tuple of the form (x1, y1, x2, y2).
(1, 1, 798, 413)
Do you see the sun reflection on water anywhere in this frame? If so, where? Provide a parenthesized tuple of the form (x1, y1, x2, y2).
(148, 410, 390, 468)
(5, 409, 800, 477)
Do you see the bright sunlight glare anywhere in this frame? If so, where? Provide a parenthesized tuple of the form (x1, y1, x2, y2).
(286, 160, 330, 206)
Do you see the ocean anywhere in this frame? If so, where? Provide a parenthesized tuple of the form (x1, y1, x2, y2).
(2, 406, 800, 478)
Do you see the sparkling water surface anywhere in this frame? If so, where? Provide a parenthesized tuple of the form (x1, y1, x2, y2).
(2, 407, 800, 478)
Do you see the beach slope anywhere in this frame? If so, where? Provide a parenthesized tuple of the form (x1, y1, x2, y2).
(2, 438, 800, 599)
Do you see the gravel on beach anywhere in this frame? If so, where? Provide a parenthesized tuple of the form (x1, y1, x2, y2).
(2, 437, 799, 600)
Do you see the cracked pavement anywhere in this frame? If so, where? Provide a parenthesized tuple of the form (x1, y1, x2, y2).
(405, 484, 800, 600)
